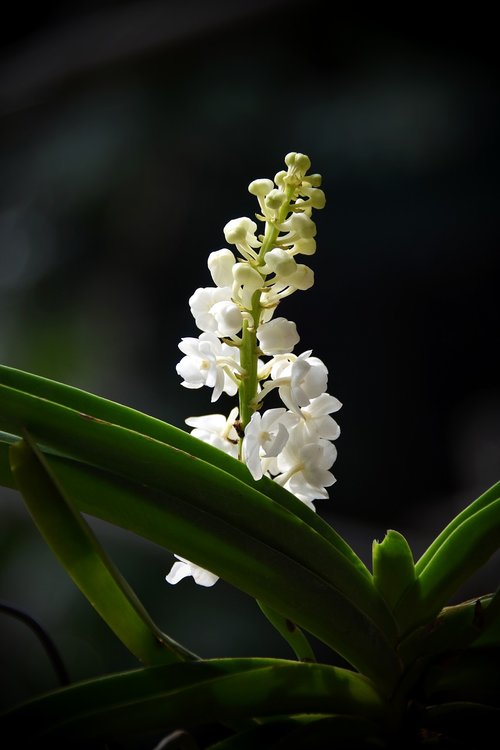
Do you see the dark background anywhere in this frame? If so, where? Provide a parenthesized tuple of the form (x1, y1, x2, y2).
(1, 0, 499, 711)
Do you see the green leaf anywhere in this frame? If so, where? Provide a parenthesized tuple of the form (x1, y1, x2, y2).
(415, 480, 500, 576)
(0, 364, 370, 579)
(397, 595, 494, 667)
(41, 449, 400, 688)
(9, 434, 192, 666)
(0, 382, 392, 631)
(0, 658, 386, 742)
(372, 530, 416, 611)
(0, 381, 401, 688)
(394, 498, 500, 634)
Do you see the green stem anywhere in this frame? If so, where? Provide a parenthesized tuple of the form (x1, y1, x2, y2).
(239, 298, 261, 430)
(237, 184, 296, 435)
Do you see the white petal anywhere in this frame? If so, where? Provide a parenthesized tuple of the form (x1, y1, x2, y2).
(165, 561, 192, 585)
(265, 422, 289, 457)
(191, 566, 219, 587)
(211, 300, 242, 336)
(304, 393, 341, 417)
(257, 318, 300, 355)
(185, 414, 226, 432)
(176, 357, 205, 387)
(242, 413, 264, 480)
(208, 249, 236, 287)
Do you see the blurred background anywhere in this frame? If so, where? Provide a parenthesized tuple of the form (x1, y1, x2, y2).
(1, 0, 499, 714)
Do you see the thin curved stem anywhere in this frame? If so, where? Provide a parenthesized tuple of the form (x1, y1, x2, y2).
(0, 599, 70, 686)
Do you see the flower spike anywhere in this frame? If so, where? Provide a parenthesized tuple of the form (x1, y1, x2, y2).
(168, 152, 341, 586)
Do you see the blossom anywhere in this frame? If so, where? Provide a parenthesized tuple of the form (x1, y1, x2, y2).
(257, 317, 300, 355)
(242, 409, 295, 480)
(176, 332, 240, 401)
(166, 555, 219, 587)
(171, 152, 340, 588)
(278, 212, 317, 242)
(274, 425, 337, 508)
(284, 264, 314, 291)
(185, 407, 239, 458)
(300, 393, 342, 440)
(189, 287, 242, 337)
(289, 236, 317, 256)
(265, 350, 329, 412)
(262, 248, 297, 279)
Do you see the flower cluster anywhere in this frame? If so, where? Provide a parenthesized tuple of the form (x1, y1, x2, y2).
(167, 153, 341, 587)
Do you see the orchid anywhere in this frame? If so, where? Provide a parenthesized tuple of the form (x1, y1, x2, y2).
(2, 152, 498, 750)
(169, 152, 339, 585)
(185, 407, 239, 458)
(242, 408, 295, 481)
(176, 332, 240, 401)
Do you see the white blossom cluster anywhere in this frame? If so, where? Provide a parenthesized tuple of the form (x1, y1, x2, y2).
(167, 153, 341, 586)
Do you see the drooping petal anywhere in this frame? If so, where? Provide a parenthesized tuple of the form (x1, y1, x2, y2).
(165, 560, 192, 585)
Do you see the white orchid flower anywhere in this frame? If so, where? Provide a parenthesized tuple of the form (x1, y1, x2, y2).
(189, 287, 242, 337)
(242, 408, 296, 481)
(185, 407, 239, 458)
(274, 427, 337, 507)
(176, 332, 240, 401)
(257, 317, 300, 356)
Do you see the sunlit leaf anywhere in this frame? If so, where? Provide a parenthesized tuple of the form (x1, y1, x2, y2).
(415, 480, 500, 576)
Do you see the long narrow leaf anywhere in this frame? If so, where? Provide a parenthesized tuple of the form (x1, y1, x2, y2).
(0, 382, 400, 687)
(32, 448, 400, 688)
(0, 658, 386, 742)
(415, 480, 500, 576)
(0, 364, 371, 579)
(397, 595, 494, 667)
(9, 434, 193, 665)
(394, 499, 500, 634)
